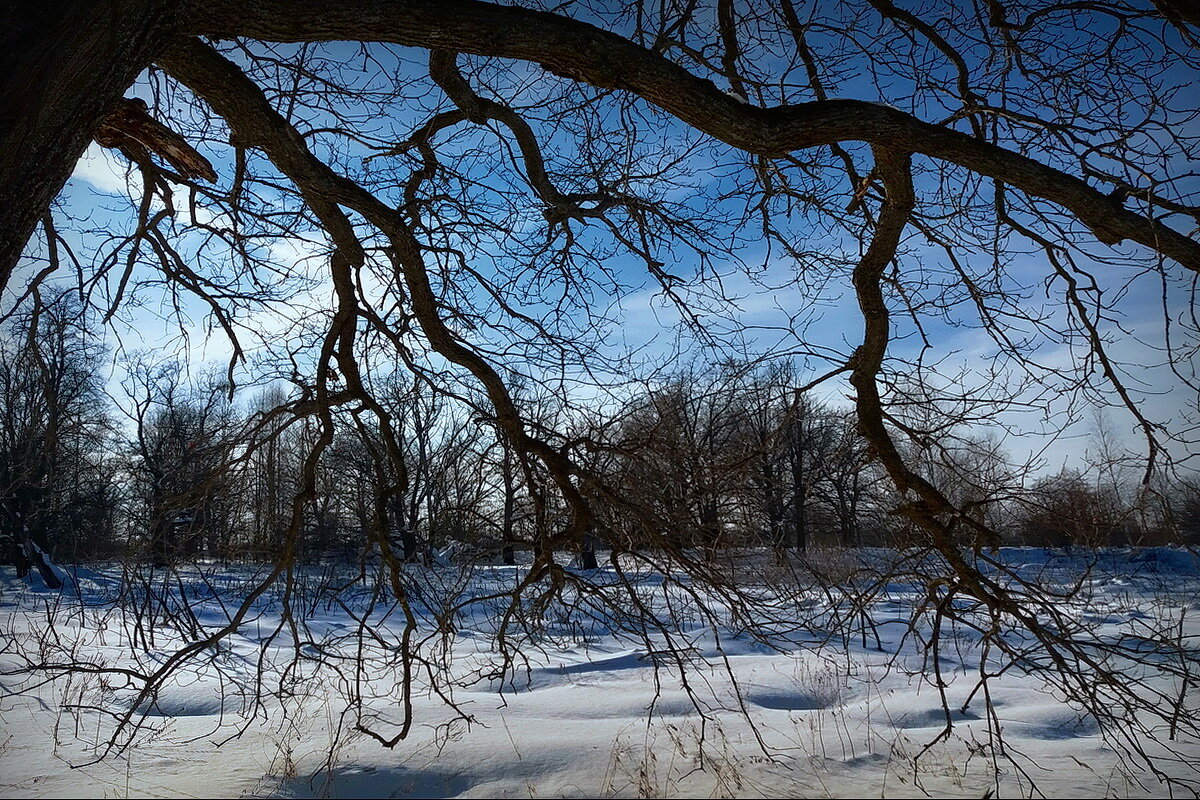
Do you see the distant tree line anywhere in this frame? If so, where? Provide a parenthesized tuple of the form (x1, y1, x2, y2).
(1, 306, 1197, 568)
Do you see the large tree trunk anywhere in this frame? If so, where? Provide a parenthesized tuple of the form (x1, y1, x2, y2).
(0, 0, 182, 290)
(578, 531, 598, 570)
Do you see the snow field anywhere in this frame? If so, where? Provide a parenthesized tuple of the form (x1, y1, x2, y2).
(1, 547, 1197, 798)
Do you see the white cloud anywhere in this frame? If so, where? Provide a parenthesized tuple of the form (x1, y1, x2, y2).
(266, 231, 328, 270)
(70, 143, 134, 196)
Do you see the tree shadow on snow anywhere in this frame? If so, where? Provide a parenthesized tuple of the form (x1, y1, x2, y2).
(276, 765, 474, 799)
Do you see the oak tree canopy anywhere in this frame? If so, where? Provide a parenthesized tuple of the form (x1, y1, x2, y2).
(1, 0, 1198, 772)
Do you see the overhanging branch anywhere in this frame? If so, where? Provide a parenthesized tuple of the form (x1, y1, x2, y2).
(184, 0, 1200, 271)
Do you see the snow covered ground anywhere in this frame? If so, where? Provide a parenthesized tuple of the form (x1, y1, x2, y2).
(1, 547, 1197, 798)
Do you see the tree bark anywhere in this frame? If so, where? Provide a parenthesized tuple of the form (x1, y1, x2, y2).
(579, 533, 598, 570)
(0, 0, 184, 290)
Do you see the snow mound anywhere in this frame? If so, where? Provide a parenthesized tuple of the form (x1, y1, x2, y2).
(1005, 707, 1100, 740)
(476, 648, 656, 693)
(742, 686, 833, 711)
(117, 672, 245, 718)
(890, 706, 982, 729)
(1126, 547, 1200, 573)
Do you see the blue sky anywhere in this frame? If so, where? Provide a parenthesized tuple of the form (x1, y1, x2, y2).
(5, 27, 1195, 486)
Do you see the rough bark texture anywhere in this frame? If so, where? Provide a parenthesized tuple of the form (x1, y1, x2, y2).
(0, 0, 185, 290)
(94, 97, 216, 182)
(1154, 0, 1200, 27)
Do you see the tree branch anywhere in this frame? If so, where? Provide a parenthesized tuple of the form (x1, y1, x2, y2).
(185, 0, 1200, 271)
(158, 36, 596, 550)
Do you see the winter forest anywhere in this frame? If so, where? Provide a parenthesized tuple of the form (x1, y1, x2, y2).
(2, 0, 1200, 797)
(9, 302, 1195, 567)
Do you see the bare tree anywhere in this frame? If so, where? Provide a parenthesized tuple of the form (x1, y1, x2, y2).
(0, 294, 114, 579)
(122, 360, 240, 564)
(3, 0, 1199, 790)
